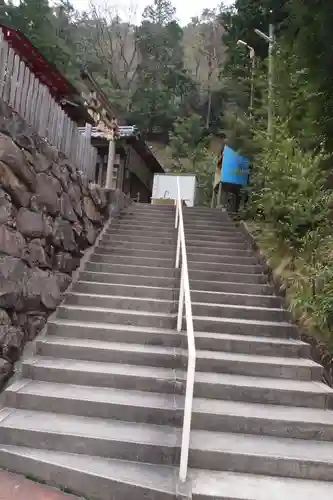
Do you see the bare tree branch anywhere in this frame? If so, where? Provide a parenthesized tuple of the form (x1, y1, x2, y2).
(88, 1, 140, 95)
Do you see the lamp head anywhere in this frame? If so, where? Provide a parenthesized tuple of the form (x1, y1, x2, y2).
(254, 28, 272, 43)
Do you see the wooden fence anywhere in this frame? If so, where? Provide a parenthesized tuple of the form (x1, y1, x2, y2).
(0, 32, 97, 180)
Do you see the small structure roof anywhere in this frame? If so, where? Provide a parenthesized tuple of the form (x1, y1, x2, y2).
(78, 126, 164, 175)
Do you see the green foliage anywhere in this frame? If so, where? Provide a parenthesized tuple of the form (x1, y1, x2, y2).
(5, 0, 76, 76)
(249, 118, 333, 341)
(168, 115, 208, 163)
(3, 0, 333, 344)
(134, 2, 195, 136)
(222, 1, 333, 347)
(142, 0, 176, 26)
(250, 121, 332, 255)
(166, 115, 215, 205)
(283, 0, 333, 154)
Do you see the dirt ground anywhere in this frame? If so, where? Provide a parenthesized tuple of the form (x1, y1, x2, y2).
(0, 470, 83, 500)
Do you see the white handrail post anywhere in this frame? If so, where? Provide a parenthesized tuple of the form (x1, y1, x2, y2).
(174, 175, 196, 484)
(175, 223, 181, 269)
(179, 349, 195, 483)
(177, 264, 184, 332)
(175, 199, 179, 229)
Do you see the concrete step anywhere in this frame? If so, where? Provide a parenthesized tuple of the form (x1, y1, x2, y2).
(187, 251, 258, 265)
(22, 357, 179, 395)
(182, 213, 232, 221)
(85, 262, 176, 278)
(120, 215, 176, 225)
(193, 332, 309, 358)
(72, 281, 176, 301)
(188, 429, 333, 480)
(22, 356, 333, 408)
(105, 227, 176, 240)
(90, 253, 175, 268)
(186, 239, 248, 250)
(191, 301, 289, 323)
(65, 292, 176, 314)
(37, 337, 179, 369)
(107, 223, 176, 235)
(190, 397, 333, 440)
(47, 320, 308, 358)
(193, 371, 333, 408)
(120, 211, 176, 219)
(186, 244, 252, 256)
(0, 446, 178, 500)
(184, 233, 246, 244)
(56, 304, 176, 329)
(37, 333, 315, 381)
(105, 227, 176, 239)
(3, 204, 332, 495)
(190, 468, 333, 500)
(79, 270, 176, 288)
(192, 315, 296, 338)
(189, 268, 266, 284)
(190, 289, 282, 308)
(182, 217, 234, 226)
(115, 216, 176, 225)
(47, 320, 181, 348)
(131, 204, 175, 211)
(7, 381, 333, 442)
(183, 207, 227, 214)
(95, 245, 175, 259)
(183, 222, 241, 232)
(37, 336, 319, 381)
(52, 319, 300, 356)
(5, 380, 181, 427)
(183, 216, 233, 225)
(97, 239, 175, 253)
(0, 408, 180, 466)
(189, 278, 272, 295)
(194, 350, 322, 381)
(101, 234, 175, 246)
(188, 260, 263, 274)
(183, 228, 245, 239)
(125, 205, 174, 211)
(121, 214, 233, 229)
(125, 219, 236, 234)
(99, 240, 252, 258)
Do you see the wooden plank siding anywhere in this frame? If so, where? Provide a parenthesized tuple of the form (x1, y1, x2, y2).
(0, 33, 96, 180)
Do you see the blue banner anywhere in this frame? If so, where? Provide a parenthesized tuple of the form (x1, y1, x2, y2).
(221, 145, 250, 186)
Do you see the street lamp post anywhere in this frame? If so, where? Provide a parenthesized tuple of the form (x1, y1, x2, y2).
(237, 39, 256, 112)
(254, 24, 275, 135)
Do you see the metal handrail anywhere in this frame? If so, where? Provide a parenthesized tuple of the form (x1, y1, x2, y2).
(174, 176, 196, 483)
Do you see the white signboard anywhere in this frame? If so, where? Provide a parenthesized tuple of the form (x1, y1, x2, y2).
(152, 174, 197, 207)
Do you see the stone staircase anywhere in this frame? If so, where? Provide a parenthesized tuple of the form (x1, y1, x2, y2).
(0, 204, 333, 500)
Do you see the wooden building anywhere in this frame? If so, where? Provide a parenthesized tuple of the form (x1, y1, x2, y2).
(79, 69, 164, 203)
(0, 24, 164, 199)
(0, 23, 97, 177)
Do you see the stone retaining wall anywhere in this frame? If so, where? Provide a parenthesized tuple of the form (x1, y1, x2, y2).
(0, 99, 132, 388)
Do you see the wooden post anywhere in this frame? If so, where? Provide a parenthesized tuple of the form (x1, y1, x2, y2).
(105, 129, 115, 189)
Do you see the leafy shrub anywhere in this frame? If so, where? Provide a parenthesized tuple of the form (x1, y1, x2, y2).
(249, 120, 333, 343)
(250, 121, 332, 259)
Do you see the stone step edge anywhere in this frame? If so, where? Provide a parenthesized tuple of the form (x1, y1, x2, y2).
(7, 379, 333, 428)
(48, 319, 307, 348)
(0, 446, 178, 499)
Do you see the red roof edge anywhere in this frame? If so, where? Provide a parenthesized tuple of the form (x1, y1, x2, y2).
(0, 23, 79, 101)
